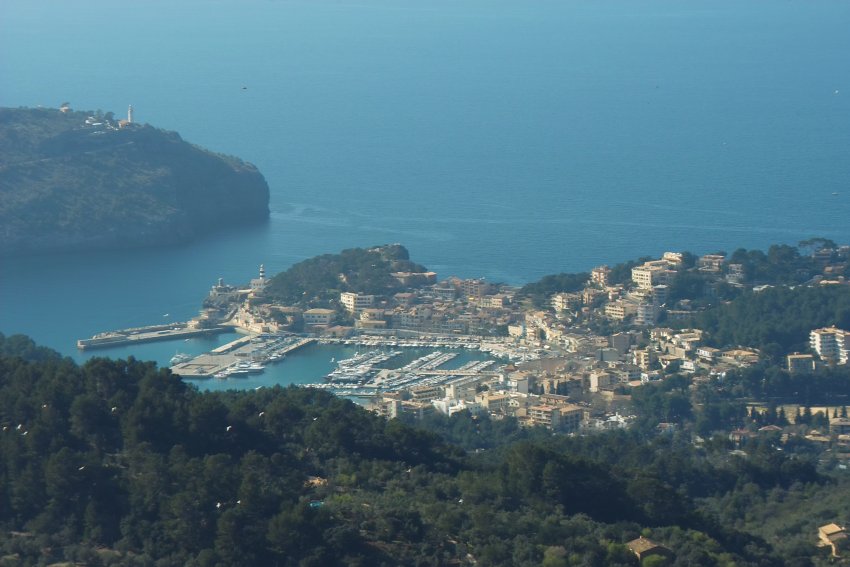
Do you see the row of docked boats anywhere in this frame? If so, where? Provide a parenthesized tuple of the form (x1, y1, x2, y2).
(326, 350, 403, 384)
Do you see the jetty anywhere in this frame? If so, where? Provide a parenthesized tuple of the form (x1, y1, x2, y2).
(171, 336, 316, 379)
(76, 322, 229, 350)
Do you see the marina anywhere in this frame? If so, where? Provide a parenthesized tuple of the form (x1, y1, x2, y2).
(76, 324, 533, 394)
(73, 318, 536, 391)
(308, 347, 502, 398)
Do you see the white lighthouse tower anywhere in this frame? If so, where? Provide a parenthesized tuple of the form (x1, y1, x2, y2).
(250, 264, 267, 294)
(127, 105, 134, 124)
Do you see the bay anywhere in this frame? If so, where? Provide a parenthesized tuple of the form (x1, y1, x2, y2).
(1, 0, 849, 368)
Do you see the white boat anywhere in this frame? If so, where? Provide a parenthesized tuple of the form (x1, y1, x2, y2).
(170, 352, 192, 365)
(234, 361, 266, 374)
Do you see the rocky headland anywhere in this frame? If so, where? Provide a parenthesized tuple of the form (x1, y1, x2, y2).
(0, 106, 270, 255)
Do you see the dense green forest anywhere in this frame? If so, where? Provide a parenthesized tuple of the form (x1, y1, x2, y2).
(264, 244, 428, 305)
(691, 285, 850, 359)
(2, 333, 847, 566)
(727, 244, 821, 286)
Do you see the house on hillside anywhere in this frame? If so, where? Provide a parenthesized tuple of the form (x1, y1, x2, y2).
(626, 536, 672, 562)
(818, 523, 849, 557)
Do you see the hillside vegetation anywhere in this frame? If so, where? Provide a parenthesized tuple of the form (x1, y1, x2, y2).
(0, 107, 269, 255)
(0, 333, 836, 566)
(692, 285, 850, 358)
(264, 244, 427, 306)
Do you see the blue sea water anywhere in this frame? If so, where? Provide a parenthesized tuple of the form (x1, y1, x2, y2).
(1, 0, 850, 368)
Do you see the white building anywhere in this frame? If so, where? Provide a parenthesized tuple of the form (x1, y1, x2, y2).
(632, 261, 672, 290)
(589, 371, 613, 393)
(340, 292, 375, 313)
(303, 308, 335, 326)
(698, 253, 726, 272)
(635, 302, 658, 326)
(605, 300, 637, 321)
(250, 264, 268, 293)
(432, 398, 482, 416)
(591, 265, 611, 287)
(551, 292, 582, 312)
(810, 327, 850, 364)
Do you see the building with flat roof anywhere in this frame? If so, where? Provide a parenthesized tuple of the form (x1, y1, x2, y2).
(591, 265, 611, 287)
(528, 405, 561, 429)
(303, 308, 335, 326)
(605, 301, 636, 321)
(340, 292, 375, 313)
(632, 261, 673, 289)
(698, 253, 726, 272)
(811, 327, 849, 364)
(787, 353, 815, 373)
(551, 292, 582, 312)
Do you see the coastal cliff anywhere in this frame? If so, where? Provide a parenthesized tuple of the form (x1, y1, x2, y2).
(0, 107, 270, 256)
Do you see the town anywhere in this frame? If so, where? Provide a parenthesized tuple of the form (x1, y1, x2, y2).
(126, 241, 850, 449)
(45, 239, 850, 563)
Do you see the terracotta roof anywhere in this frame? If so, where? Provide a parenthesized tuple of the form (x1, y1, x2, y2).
(821, 523, 846, 536)
(626, 536, 667, 554)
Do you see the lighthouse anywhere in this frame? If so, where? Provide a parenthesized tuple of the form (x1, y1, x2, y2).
(250, 264, 267, 294)
(127, 105, 134, 124)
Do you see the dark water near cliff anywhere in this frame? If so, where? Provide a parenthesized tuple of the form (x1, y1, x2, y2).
(1, 0, 850, 369)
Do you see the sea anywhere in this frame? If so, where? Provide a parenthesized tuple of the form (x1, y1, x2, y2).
(1, 0, 849, 385)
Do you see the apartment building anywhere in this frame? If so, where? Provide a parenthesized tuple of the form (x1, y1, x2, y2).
(551, 292, 583, 312)
(340, 292, 375, 313)
(591, 265, 611, 287)
(811, 327, 850, 364)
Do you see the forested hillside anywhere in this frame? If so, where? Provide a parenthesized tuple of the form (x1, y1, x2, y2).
(692, 286, 850, 358)
(0, 107, 269, 256)
(0, 333, 839, 566)
(264, 244, 427, 305)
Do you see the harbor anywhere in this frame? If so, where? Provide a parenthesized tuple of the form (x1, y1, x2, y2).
(76, 318, 538, 396)
(74, 322, 535, 391)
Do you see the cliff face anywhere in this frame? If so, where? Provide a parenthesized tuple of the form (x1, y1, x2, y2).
(0, 107, 270, 255)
